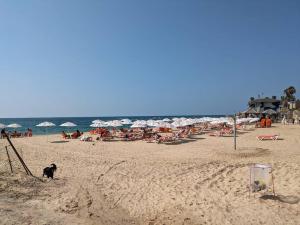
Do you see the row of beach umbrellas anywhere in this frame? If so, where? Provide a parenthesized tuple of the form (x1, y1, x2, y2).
(90, 117, 261, 129)
(0, 121, 79, 141)
(0, 117, 262, 131)
(0, 123, 22, 129)
(0, 122, 77, 129)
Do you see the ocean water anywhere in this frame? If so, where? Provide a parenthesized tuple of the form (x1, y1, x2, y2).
(0, 115, 224, 135)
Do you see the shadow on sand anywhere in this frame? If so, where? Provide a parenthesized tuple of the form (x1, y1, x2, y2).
(260, 194, 300, 204)
(188, 136, 206, 140)
(51, 140, 69, 144)
(164, 139, 197, 145)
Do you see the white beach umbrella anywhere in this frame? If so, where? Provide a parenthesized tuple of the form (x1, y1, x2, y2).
(60, 122, 77, 127)
(249, 118, 260, 123)
(90, 122, 108, 128)
(146, 119, 158, 127)
(156, 122, 174, 129)
(134, 120, 147, 124)
(60, 122, 77, 135)
(36, 122, 56, 141)
(6, 124, 22, 137)
(194, 118, 206, 124)
(201, 117, 213, 122)
(171, 121, 184, 128)
(226, 117, 247, 126)
(36, 121, 56, 127)
(132, 120, 147, 127)
(235, 120, 244, 125)
(121, 119, 133, 125)
(107, 120, 123, 127)
(131, 120, 148, 128)
(90, 122, 108, 139)
(7, 123, 22, 128)
(0, 123, 6, 129)
(131, 123, 147, 128)
(186, 119, 197, 125)
(92, 119, 104, 124)
(209, 120, 225, 125)
(236, 118, 254, 125)
(180, 120, 193, 127)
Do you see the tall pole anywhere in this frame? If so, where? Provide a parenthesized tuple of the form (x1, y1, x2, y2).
(234, 114, 237, 150)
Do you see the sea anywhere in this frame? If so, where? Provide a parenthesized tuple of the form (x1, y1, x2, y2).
(0, 115, 224, 135)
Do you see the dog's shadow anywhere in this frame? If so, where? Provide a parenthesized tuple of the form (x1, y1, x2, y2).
(45, 178, 61, 183)
(33, 176, 61, 183)
(51, 140, 69, 143)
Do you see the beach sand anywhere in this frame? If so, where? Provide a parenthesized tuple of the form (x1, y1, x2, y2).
(0, 124, 299, 225)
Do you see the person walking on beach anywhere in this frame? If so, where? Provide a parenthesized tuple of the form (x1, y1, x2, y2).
(1, 128, 6, 138)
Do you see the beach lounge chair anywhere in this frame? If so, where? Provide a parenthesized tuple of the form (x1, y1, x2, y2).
(71, 130, 83, 139)
(222, 128, 233, 134)
(145, 137, 157, 143)
(99, 131, 114, 141)
(144, 133, 160, 143)
(257, 135, 279, 141)
(208, 131, 224, 137)
(190, 127, 204, 135)
(11, 132, 22, 138)
(175, 129, 191, 139)
(126, 135, 141, 141)
(101, 136, 114, 141)
(80, 136, 93, 142)
(62, 132, 71, 139)
(157, 135, 178, 144)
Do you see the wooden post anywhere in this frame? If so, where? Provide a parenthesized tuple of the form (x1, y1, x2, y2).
(272, 173, 276, 196)
(249, 165, 251, 198)
(5, 146, 13, 173)
(233, 114, 237, 150)
(4, 132, 33, 176)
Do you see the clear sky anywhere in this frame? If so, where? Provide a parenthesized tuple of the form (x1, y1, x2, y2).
(0, 0, 299, 118)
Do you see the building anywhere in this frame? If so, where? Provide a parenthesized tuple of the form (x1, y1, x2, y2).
(248, 96, 281, 113)
(242, 86, 299, 122)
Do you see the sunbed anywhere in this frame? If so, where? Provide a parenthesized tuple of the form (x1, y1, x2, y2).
(62, 132, 71, 139)
(157, 135, 178, 144)
(257, 135, 279, 141)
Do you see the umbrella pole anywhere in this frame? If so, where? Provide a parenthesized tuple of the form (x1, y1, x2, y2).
(234, 114, 237, 150)
(46, 127, 49, 142)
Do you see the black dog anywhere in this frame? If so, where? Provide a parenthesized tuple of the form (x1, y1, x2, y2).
(43, 164, 57, 179)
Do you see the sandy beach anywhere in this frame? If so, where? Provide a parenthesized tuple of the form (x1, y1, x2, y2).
(0, 124, 299, 225)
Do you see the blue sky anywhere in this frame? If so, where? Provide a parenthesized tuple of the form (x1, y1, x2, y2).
(0, 0, 299, 117)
